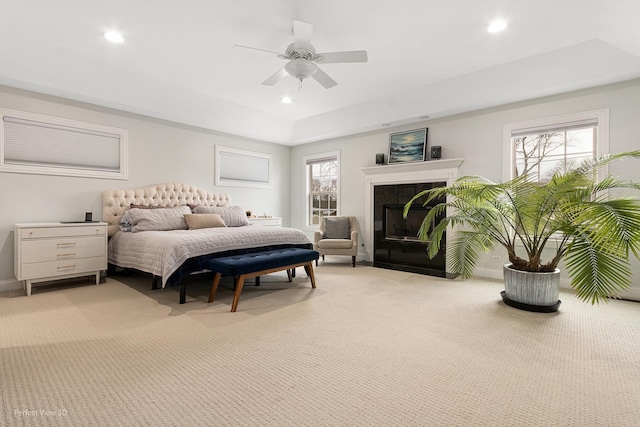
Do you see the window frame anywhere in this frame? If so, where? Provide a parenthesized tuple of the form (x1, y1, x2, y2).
(0, 108, 128, 180)
(502, 109, 609, 182)
(303, 151, 340, 229)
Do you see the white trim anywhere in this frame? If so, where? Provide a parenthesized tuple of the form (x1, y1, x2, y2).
(0, 108, 128, 180)
(502, 109, 609, 181)
(214, 146, 272, 189)
(302, 151, 340, 230)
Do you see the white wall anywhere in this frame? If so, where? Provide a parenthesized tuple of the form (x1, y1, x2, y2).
(290, 78, 640, 300)
(0, 86, 290, 290)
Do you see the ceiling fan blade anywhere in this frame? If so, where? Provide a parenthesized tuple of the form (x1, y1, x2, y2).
(312, 66, 337, 89)
(293, 20, 313, 49)
(233, 44, 283, 56)
(262, 68, 289, 86)
(315, 50, 368, 64)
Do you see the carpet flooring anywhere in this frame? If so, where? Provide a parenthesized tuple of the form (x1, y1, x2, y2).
(2, 263, 640, 426)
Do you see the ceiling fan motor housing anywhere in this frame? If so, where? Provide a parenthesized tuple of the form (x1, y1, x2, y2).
(285, 43, 316, 60)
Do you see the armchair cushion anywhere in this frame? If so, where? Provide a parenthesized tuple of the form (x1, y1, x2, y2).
(324, 217, 351, 239)
(317, 239, 354, 249)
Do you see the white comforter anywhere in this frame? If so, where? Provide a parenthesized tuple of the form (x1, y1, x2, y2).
(108, 226, 312, 287)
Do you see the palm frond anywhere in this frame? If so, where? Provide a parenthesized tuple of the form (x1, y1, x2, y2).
(564, 238, 631, 304)
(447, 230, 496, 279)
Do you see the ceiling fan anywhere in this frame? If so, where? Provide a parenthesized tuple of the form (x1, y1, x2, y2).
(233, 20, 368, 89)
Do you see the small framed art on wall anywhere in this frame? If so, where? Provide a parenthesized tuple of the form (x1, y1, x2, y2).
(388, 128, 428, 164)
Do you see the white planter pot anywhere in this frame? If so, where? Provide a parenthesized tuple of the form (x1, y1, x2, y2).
(502, 264, 561, 312)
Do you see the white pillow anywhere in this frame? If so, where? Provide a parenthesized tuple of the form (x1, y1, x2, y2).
(127, 206, 192, 232)
(193, 206, 249, 227)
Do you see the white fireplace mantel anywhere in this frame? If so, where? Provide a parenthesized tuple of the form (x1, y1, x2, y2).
(360, 158, 464, 263)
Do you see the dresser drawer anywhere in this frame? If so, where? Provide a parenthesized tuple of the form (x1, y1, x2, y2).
(21, 236, 106, 263)
(20, 225, 106, 239)
(20, 257, 106, 280)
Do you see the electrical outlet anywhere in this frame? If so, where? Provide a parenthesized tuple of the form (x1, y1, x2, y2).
(491, 256, 501, 261)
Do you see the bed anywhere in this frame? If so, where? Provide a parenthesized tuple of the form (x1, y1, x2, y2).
(102, 183, 312, 302)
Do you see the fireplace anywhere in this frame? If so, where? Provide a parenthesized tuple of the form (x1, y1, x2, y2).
(374, 183, 446, 276)
(361, 158, 464, 278)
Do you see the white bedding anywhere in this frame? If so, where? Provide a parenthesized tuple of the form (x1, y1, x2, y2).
(108, 226, 312, 287)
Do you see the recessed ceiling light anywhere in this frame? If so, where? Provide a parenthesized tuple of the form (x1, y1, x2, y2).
(382, 123, 392, 127)
(488, 20, 507, 33)
(104, 31, 124, 43)
(281, 97, 292, 104)
(418, 115, 429, 120)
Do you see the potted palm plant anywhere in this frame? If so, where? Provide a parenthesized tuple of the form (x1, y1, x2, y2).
(404, 151, 640, 312)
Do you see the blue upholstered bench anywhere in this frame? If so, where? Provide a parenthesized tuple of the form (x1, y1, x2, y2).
(207, 248, 320, 312)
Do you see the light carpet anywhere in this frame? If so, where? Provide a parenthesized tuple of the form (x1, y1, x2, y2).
(2, 263, 640, 426)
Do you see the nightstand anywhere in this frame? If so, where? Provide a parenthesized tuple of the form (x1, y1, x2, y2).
(249, 217, 282, 227)
(14, 222, 108, 296)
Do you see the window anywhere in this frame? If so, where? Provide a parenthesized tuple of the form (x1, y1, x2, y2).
(304, 152, 340, 226)
(0, 109, 128, 180)
(503, 109, 609, 182)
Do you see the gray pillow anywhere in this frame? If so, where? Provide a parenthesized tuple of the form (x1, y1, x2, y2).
(127, 206, 192, 232)
(119, 211, 134, 232)
(193, 206, 249, 227)
(324, 217, 350, 239)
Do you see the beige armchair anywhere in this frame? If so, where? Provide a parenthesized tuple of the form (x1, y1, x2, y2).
(313, 216, 358, 267)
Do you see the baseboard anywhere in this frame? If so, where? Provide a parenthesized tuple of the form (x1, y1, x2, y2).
(0, 278, 22, 292)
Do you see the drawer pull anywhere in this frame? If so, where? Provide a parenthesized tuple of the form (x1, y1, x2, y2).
(57, 242, 76, 248)
(57, 253, 76, 259)
(57, 265, 76, 271)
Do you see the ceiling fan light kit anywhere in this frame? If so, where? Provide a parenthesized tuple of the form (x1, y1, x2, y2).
(235, 20, 368, 90)
(285, 59, 317, 81)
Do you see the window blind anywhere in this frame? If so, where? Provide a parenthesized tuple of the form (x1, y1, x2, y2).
(511, 118, 598, 137)
(3, 116, 121, 171)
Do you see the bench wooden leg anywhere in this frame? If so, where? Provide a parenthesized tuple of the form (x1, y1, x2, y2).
(305, 262, 317, 288)
(231, 276, 246, 312)
(208, 272, 222, 303)
(286, 269, 292, 282)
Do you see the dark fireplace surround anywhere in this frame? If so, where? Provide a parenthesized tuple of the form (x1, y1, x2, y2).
(374, 182, 446, 277)
(362, 158, 463, 278)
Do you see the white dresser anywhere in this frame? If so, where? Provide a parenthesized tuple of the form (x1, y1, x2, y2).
(249, 217, 282, 227)
(14, 222, 108, 296)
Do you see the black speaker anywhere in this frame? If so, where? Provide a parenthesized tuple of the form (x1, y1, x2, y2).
(375, 153, 385, 165)
(85, 212, 92, 222)
(430, 146, 442, 159)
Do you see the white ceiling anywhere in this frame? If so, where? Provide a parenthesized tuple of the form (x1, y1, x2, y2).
(1, 0, 640, 145)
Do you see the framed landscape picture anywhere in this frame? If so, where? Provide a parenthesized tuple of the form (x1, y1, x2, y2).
(388, 128, 428, 163)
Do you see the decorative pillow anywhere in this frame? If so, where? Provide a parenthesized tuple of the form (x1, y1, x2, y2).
(193, 206, 249, 227)
(324, 217, 351, 239)
(127, 206, 192, 232)
(119, 211, 134, 232)
(184, 214, 227, 230)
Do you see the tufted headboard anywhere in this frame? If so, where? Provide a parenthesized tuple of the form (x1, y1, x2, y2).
(102, 182, 232, 237)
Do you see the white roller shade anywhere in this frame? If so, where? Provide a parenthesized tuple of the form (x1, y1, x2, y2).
(3, 116, 120, 171)
(510, 118, 598, 138)
(0, 109, 127, 180)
